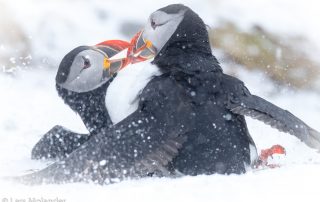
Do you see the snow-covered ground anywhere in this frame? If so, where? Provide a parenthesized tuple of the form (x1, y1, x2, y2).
(1, 0, 320, 201)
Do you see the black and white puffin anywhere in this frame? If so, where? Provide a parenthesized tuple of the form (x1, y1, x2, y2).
(31, 37, 159, 160)
(31, 40, 139, 160)
(19, 4, 320, 184)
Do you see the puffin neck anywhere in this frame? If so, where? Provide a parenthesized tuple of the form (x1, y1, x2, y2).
(152, 9, 221, 74)
(56, 81, 112, 133)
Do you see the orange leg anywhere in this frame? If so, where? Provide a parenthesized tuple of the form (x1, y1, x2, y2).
(254, 145, 286, 169)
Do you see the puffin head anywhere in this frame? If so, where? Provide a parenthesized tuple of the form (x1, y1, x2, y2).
(140, 4, 212, 67)
(55, 46, 108, 93)
(55, 40, 131, 93)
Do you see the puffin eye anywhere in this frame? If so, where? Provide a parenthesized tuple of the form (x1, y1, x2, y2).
(150, 17, 168, 30)
(151, 19, 156, 29)
(82, 56, 91, 69)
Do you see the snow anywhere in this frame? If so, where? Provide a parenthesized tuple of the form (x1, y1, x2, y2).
(1, 0, 320, 201)
(1, 167, 320, 202)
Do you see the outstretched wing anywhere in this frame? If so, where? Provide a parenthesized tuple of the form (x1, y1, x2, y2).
(17, 77, 193, 185)
(226, 84, 320, 150)
(31, 125, 90, 160)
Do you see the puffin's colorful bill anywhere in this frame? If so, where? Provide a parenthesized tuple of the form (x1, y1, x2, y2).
(93, 31, 156, 78)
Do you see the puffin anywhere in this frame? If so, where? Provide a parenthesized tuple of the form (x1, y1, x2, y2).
(31, 39, 150, 160)
(18, 4, 320, 184)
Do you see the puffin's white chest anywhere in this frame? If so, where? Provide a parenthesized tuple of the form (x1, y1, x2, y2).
(105, 62, 161, 124)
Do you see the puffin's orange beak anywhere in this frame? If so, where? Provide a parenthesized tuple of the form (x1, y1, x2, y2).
(92, 31, 156, 78)
(127, 30, 156, 64)
(95, 39, 131, 70)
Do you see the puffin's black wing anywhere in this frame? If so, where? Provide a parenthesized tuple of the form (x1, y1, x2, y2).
(17, 77, 193, 184)
(224, 76, 320, 150)
(31, 80, 116, 160)
(31, 125, 90, 160)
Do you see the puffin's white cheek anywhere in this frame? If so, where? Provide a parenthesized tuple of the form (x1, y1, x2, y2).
(154, 25, 173, 49)
(65, 67, 104, 93)
(142, 27, 156, 48)
(142, 26, 168, 53)
(142, 15, 184, 53)
(79, 68, 102, 86)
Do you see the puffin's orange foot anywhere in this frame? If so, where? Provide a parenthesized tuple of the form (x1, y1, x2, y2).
(254, 144, 286, 169)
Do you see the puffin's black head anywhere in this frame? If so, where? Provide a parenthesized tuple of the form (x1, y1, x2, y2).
(141, 4, 213, 69)
(56, 46, 111, 93)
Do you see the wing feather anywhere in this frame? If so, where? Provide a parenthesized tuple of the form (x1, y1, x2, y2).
(227, 93, 320, 150)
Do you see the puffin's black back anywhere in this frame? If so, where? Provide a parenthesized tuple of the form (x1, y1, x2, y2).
(152, 5, 254, 174)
